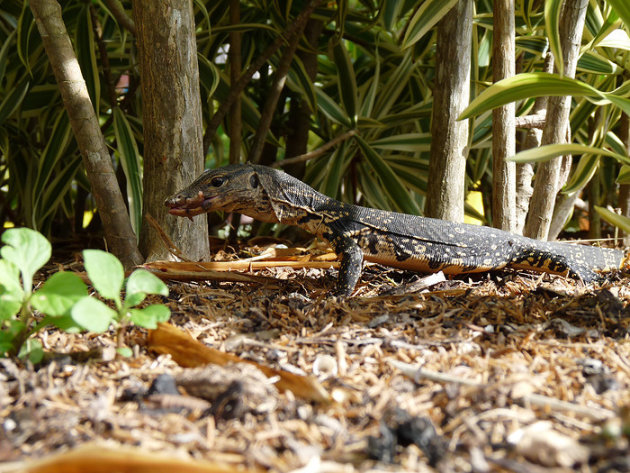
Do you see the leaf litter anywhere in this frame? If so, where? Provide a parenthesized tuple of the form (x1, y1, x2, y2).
(1, 241, 630, 472)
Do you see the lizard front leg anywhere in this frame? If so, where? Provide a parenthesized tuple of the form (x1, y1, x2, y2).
(332, 235, 364, 296)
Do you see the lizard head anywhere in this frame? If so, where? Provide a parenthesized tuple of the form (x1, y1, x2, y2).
(165, 164, 278, 222)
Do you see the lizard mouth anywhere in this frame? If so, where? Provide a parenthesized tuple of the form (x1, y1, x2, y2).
(166, 191, 216, 218)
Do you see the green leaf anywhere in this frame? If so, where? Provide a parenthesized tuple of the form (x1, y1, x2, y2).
(18, 339, 43, 364)
(370, 133, 431, 152)
(402, 0, 458, 49)
(617, 165, 630, 184)
(83, 249, 124, 304)
(71, 296, 116, 333)
(354, 135, 421, 215)
(0, 259, 23, 296)
(31, 272, 88, 317)
(607, 0, 630, 31)
(287, 56, 316, 113)
(41, 314, 83, 333)
(507, 143, 630, 165)
(75, 4, 100, 112)
(113, 107, 142, 237)
(562, 155, 599, 194)
(545, 0, 564, 76)
(1, 228, 51, 295)
(0, 79, 29, 126)
(0, 30, 16, 87)
(128, 305, 171, 329)
(125, 269, 168, 300)
(594, 205, 630, 233)
(459, 73, 630, 120)
(314, 88, 352, 127)
(0, 290, 22, 321)
(116, 346, 133, 357)
(332, 40, 357, 125)
(576, 52, 619, 75)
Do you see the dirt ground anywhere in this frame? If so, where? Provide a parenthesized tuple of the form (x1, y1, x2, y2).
(1, 242, 630, 473)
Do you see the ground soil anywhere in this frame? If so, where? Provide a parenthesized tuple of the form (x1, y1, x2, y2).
(1, 242, 629, 472)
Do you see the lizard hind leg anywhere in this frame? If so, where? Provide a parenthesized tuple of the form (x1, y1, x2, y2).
(333, 236, 364, 296)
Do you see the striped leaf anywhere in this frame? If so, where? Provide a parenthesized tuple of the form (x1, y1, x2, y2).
(370, 133, 431, 152)
(314, 87, 352, 127)
(616, 165, 630, 184)
(401, 0, 458, 50)
(459, 73, 630, 120)
(331, 40, 357, 126)
(544, 0, 563, 76)
(0, 79, 29, 126)
(113, 107, 142, 237)
(75, 5, 100, 112)
(607, 0, 630, 31)
(507, 143, 630, 165)
(562, 155, 599, 194)
(594, 205, 630, 233)
(354, 135, 420, 215)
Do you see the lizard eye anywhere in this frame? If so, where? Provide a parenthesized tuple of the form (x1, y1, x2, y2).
(211, 176, 226, 187)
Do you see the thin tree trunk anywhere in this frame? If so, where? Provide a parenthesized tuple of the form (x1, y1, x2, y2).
(492, 0, 516, 231)
(203, 0, 324, 154)
(425, 0, 472, 222)
(228, 0, 242, 164)
(134, 0, 209, 262)
(285, 19, 323, 178)
(30, 0, 143, 268)
(523, 0, 588, 240)
(515, 53, 554, 234)
(619, 112, 630, 245)
(249, 9, 318, 164)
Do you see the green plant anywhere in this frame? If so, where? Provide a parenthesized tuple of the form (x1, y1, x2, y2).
(74, 249, 170, 357)
(0, 227, 170, 361)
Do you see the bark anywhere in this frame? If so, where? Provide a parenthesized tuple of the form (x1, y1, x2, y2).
(491, 0, 516, 231)
(425, 0, 472, 222)
(619, 112, 630, 245)
(515, 53, 554, 234)
(30, 0, 143, 268)
(523, 0, 588, 240)
(133, 0, 209, 262)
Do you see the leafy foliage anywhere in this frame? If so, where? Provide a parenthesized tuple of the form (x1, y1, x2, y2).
(1, 0, 630, 236)
(0, 228, 170, 360)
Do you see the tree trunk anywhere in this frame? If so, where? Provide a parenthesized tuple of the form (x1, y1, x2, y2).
(133, 0, 209, 262)
(515, 53, 553, 234)
(285, 19, 323, 178)
(523, 0, 588, 240)
(30, 0, 143, 269)
(492, 0, 516, 232)
(425, 0, 472, 222)
(619, 112, 630, 246)
(228, 0, 242, 164)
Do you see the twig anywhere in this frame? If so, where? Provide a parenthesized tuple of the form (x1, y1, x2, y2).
(102, 0, 136, 35)
(272, 130, 358, 168)
(514, 111, 546, 129)
(390, 360, 615, 421)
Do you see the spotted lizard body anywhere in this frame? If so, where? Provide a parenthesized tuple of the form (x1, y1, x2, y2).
(165, 164, 623, 295)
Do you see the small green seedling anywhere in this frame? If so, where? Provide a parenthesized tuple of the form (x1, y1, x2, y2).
(73, 249, 170, 356)
(0, 228, 87, 361)
(0, 228, 171, 360)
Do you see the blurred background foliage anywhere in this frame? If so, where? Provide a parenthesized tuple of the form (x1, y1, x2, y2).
(1, 0, 630, 241)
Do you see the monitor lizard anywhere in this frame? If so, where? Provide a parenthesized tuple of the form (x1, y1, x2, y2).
(165, 163, 624, 296)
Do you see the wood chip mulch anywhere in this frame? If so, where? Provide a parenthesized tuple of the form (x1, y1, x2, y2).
(1, 242, 630, 472)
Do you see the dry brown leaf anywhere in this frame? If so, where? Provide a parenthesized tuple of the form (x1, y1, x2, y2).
(148, 323, 331, 403)
(3, 443, 260, 473)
